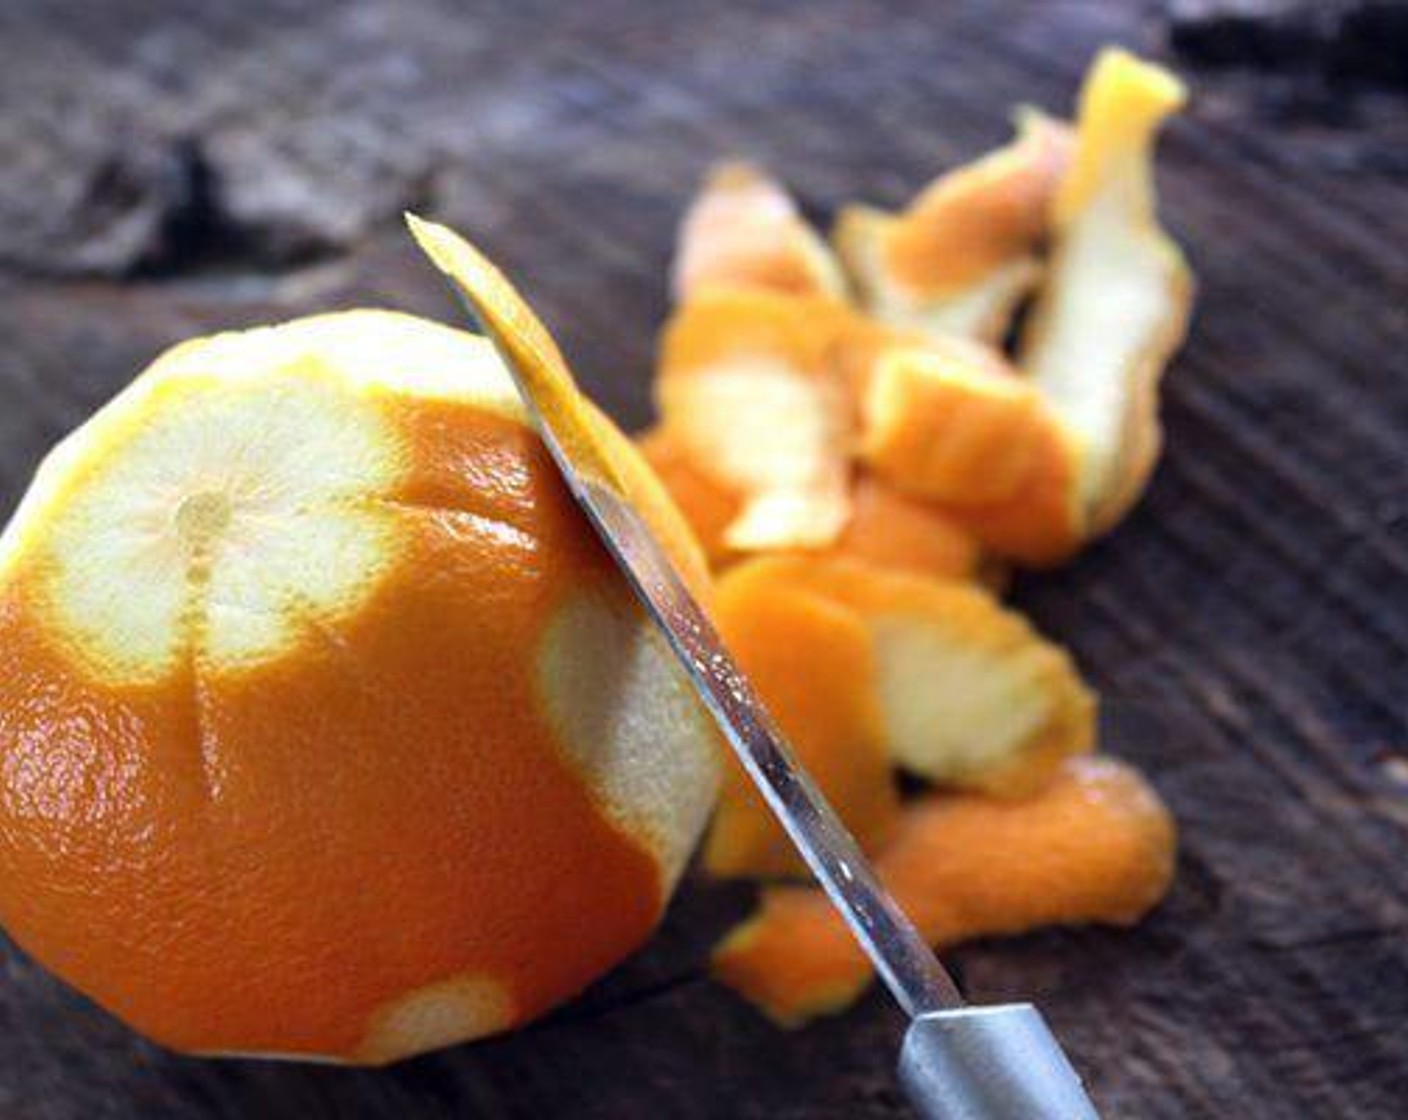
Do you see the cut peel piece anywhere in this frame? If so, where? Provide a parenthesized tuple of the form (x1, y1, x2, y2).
(712, 755, 1177, 1026)
(719, 556, 1095, 797)
(830, 475, 982, 581)
(635, 431, 981, 582)
(672, 161, 845, 302)
(705, 576, 899, 879)
(858, 344, 1085, 566)
(636, 426, 740, 567)
(835, 112, 1073, 344)
(860, 341, 1046, 507)
(1019, 50, 1193, 534)
(656, 290, 866, 551)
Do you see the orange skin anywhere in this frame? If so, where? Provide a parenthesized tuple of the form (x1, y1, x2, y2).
(946, 422, 1084, 568)
(713, 756, 1176, 1025)
(856, 344, 1084, 567)
(831, 475, 981, 581)
(638, 428, 980, 582)
(859, 342, 1043, 508)
(705, 573, 899, 879)
(883, 116, 1073, 296)
(637, 426, 741, 566)
(672, 162, 840, 301)
(0, 402, 661, 1059)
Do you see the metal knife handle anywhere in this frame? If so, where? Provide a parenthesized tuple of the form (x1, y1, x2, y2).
(900, 1005, 1101, 1119)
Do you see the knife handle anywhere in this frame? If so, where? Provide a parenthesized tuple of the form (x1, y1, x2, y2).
(899, 1004, 1101, 1119)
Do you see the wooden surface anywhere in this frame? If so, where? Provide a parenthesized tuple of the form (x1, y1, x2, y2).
(1, 1, 1407, 1116)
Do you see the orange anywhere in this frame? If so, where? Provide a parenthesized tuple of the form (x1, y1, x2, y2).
(0, 309, 720, 1063)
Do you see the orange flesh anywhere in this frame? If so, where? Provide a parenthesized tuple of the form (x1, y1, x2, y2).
(0, 401, 661, 1058)
(712, 756, 1176, 1025)
(884, 115, 1073, 295)
(705, 568, 898, 879)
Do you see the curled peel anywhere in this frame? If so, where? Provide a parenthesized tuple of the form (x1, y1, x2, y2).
(712, 756, 1177, 1026)
(1019, 50, 1193, 533)
(858, 343, 1084, 566)
(705, 572, 899, 879)
(721, 556, 1095, 797)
(636, 426, 741, 566)
(673, 161, 845, 301)
(635, 432, 981, 582)
(656, 290, 868, 551)
(861, 341, 1046, 507)
(835, 112, 1072, 344)
(831, 475, 982, 581)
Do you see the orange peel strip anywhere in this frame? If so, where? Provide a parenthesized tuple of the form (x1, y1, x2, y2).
(672, 161, 845, 302)
(719, 556, 1094, 797)
(712, 755, 1177, 1026)
(655, 290, 863, 551)
(636, 426, 741, 567)
(1019, 50, 1193, 534)
(835, 112, 1072, 343)
(704, 571, 899, 879)
(856, 342, 1085, 567)
(634, 431, 981, 581)
(829, 474, 982, 582)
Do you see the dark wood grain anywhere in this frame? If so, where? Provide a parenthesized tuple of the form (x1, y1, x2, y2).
(1, 1, 1406, 1116)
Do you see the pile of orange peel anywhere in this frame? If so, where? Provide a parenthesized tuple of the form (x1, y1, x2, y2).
(642, 47, 1191, 1025)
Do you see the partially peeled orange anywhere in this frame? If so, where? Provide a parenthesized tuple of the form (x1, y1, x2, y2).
(0, 308, 720, 1063)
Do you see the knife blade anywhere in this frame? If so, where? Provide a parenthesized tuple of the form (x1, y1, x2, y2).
(408, 213, 1101, 1120)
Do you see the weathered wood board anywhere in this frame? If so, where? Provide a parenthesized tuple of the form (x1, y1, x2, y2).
(0, 1, 1405, 1116)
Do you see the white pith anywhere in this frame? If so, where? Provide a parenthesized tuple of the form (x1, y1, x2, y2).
(665, 357, 849, 549)
(869, 613, 1055, 778)
(0, 311, 520, 685)
(1023, 171, 1183, 511)
(877, 255, 1041, 343)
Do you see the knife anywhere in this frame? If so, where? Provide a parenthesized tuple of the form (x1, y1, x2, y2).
(408, 214, 1101, 1120)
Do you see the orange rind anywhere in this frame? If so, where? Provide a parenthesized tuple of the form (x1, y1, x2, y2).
(835, 112, 1072, 344)
(712, 756, 1177, 1026)
(655, 289, 868, 551)
(718, 557, 1095, 797)
(633, 434, 982, 581)
(830, 474, 982, 581)
(705, 575, 899, 879)
(1019, 50, 1193, 534)
(672, 161, 845, 301)
(853, 340, 1086, 566)
(0, 306, 721, 1063)
(636, 426, 742, 566)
